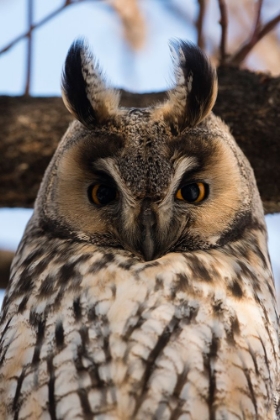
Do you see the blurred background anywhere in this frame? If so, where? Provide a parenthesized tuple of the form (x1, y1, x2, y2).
(0, 0, 280, 306)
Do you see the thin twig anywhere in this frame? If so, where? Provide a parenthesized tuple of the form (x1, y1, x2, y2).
(229, 12, 280, 65)
(24, 0, 33, 96)
(217, 0, 228, 64)
(0, 2, 75, 56)
(196, 0, 206, 49)
(251, 0, 263, 45)
(257, 12, 280, 42)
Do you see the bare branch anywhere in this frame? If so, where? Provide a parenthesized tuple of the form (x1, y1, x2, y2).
(217, 0, 228, 64)
(0, 0, 142, 57)
(196, 0, 206, 49)
(229, 12, 280, 66)
(0, 2, 76, 56)
(24, 0, 34, 96)
(257, 12, 280, 42)
(251, 0, 264, 45)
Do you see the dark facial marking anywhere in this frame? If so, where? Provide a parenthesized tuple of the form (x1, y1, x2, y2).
(218, 211, 252, 247)
(77, 132, 124, 173)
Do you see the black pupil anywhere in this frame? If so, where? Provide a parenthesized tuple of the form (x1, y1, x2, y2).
(96, 185, 116, 205)
(181, 183, 200, 202)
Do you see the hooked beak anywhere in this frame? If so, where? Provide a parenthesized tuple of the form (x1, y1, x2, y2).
(139, 199, 157, 261)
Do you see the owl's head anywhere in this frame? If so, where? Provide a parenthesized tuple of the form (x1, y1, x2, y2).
(35, 40, 262, 261)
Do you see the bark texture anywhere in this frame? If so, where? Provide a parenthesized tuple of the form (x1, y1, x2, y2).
(0, 66, 280, 212)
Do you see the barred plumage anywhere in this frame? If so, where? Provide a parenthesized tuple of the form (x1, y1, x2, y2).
(0, 39, 279, 420)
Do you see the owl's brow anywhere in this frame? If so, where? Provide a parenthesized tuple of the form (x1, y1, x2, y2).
(172, 156, 199, 186)
(159, 156, 198, 207)
(91, 158, 118, 176)
(93, 157, 136, 205)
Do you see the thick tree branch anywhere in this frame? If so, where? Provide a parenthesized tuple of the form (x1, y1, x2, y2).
(0, 250, 14, 289)
(0, 67, 280, 213)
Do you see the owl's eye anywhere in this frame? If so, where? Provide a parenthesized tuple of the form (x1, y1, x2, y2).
(175, 182, 207, 203)
(89, 184, 118, 206)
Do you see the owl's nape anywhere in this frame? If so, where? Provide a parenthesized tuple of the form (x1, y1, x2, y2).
(1, 39, 279, 420)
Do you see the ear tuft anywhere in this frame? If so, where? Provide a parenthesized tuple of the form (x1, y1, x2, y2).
(61, 39, 120, 127)
(163, 40, 217, 129)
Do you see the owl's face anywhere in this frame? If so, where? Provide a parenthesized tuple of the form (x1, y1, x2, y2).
(37, 40, 255, 261)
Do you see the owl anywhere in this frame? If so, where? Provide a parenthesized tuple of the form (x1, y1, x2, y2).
(0, 39, 279, 420)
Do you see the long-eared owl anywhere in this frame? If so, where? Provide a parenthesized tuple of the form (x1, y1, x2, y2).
(0, 39, 279, 419)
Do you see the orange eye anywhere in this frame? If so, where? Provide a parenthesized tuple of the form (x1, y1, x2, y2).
(89, 184, 118, 206)
(175, 182, 207, 203)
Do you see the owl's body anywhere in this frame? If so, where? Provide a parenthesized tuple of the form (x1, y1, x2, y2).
(0, 41, 279, 419)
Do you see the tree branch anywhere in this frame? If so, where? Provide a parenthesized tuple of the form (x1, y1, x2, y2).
(217, 0, 228, 64)
(229, 11, 280, 65)
(196, 0, 206, 50)
(0, 68, 280, 213)
(251, 0, 263, 45)
(0, 1, 77, 56)
(24, 0, 34, 96)
(0, 250, 14, 289)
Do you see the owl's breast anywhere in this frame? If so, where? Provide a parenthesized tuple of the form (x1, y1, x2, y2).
(0, 239, 279, 420)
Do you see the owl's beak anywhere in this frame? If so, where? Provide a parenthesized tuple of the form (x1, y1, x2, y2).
(139, 199, 157, 261)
